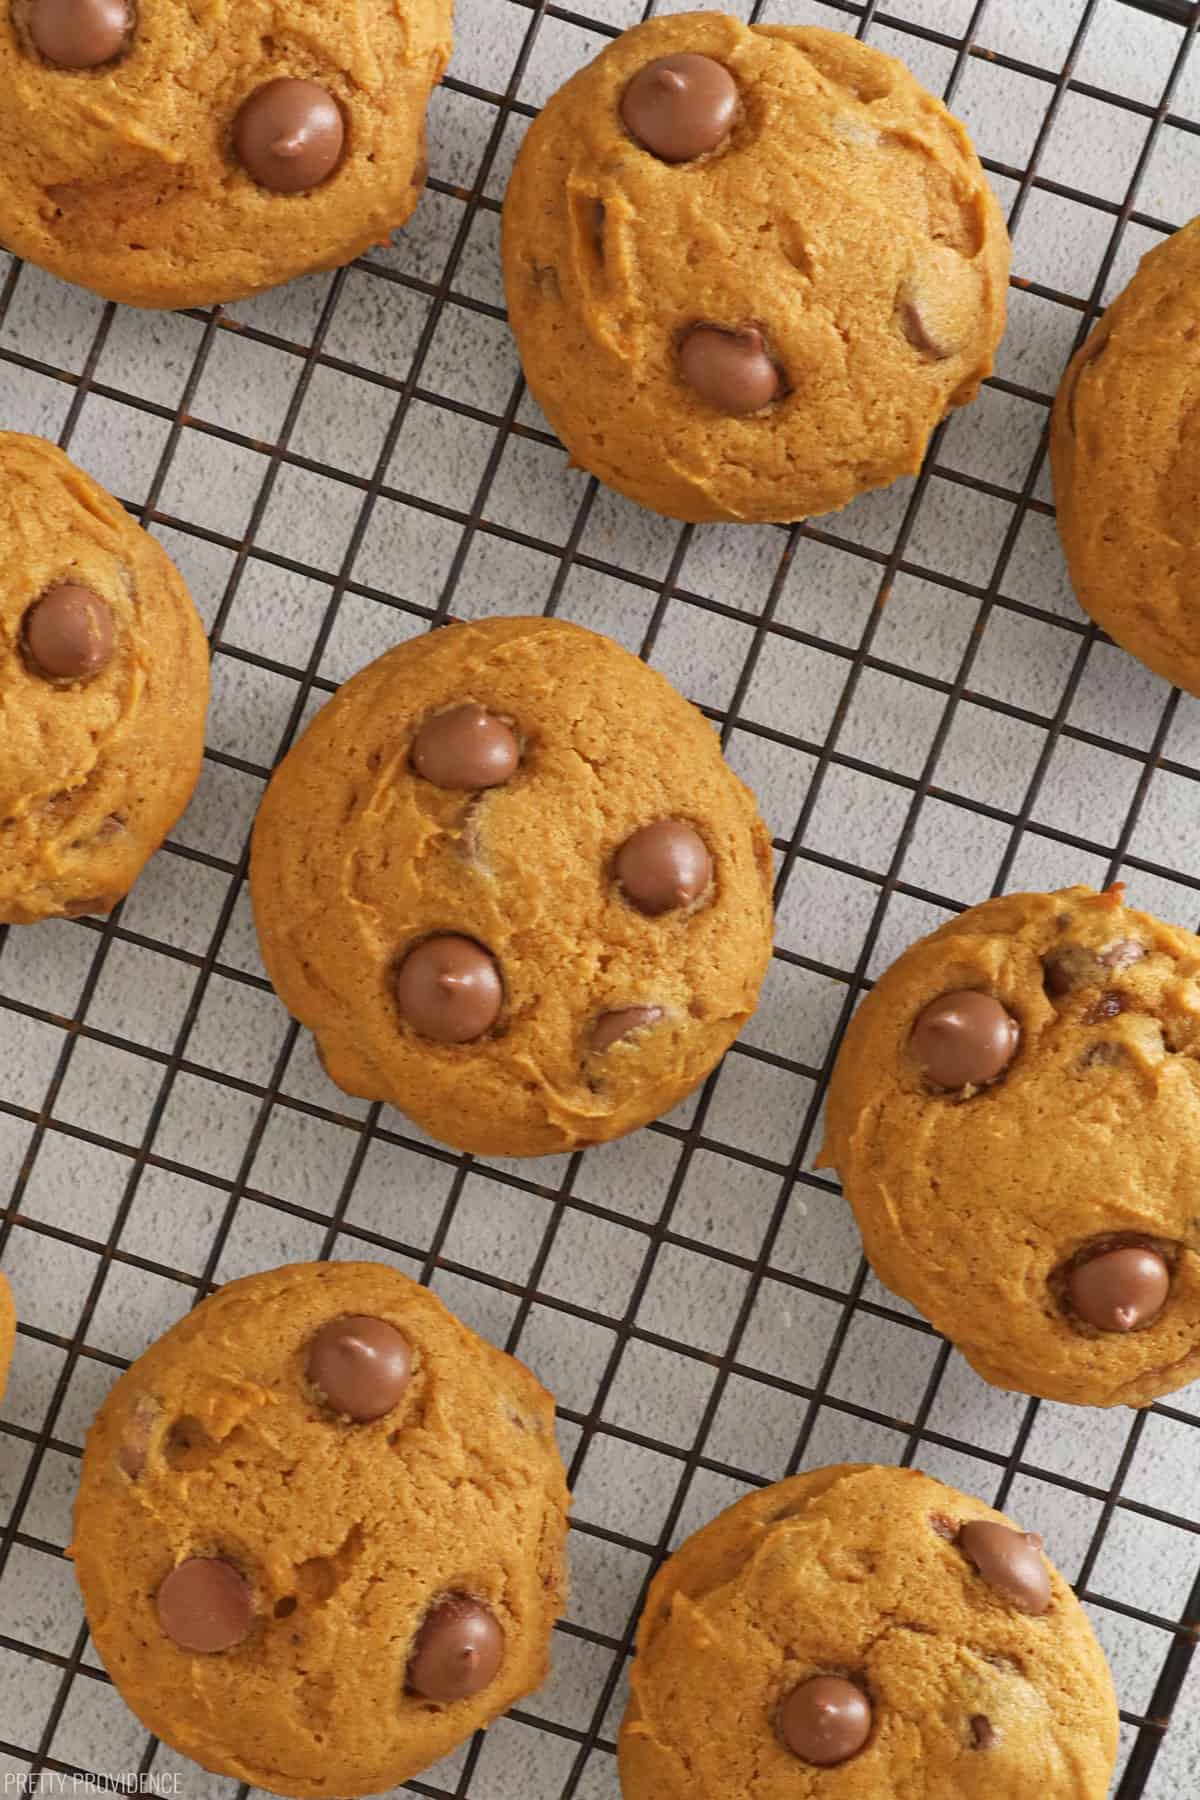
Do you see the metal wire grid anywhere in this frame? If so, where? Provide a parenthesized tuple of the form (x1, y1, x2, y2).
(0, 0, 1197, 1794)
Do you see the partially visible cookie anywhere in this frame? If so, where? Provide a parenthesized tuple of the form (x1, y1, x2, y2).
(0, 1273, 15, 1404)
(620, 1464, 1118, 1799)
(250, 616, 774, 1158)
(821, 885, 1200, 1407)
(71, 1261, 570, 1798)
(0, 1, 452, 308)
(0, 433, 209, 924)
(1051, 218, 1200, 694)
(502, 12, 1009, 523)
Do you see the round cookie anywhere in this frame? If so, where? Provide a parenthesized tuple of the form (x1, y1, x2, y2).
(820, 885, 1200, 1408)
(619, 1464, 1118, 1799)
(249, 616, 774, 1158)
(71, 1261, 570, 1798)
(0, 433, 209, 924)
(0, 1, 452, 308)
(501, 12, 1009, 525)
(0, 1273, 15, 1404)
(1050, 218, 1200, 695)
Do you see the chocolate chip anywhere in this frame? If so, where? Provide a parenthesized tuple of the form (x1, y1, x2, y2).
(779, 1676, 872, 1767)
(394, 936, 502, 1042)
(157, 1557, 254, 1653)
(679, 326, 781, 416)
(910, 991, 1019, 1090)
(307, 1315, 412, 1421)
(615, 820, 711, 916)
(408, 1594, 504, 1702)
(30, 0, 131, 67)
(1042, 952, 1081, 997)
(1085, 990, 1125, 1023)
(234, 79, 345, 193)
(591, 1005, 664, 1052)
(958, 1521, 1051, 1616)
(970, 1715, 996, 1750)
(620, 54, 737, 163)
(23, 584, 114, 681)
(899, 296, 961, 361)
(1067, 1245, 1170, 1333)
(411, 705, 519, 790)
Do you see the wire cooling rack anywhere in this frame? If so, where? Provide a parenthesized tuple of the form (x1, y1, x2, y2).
(2, 0, 1200, 1795)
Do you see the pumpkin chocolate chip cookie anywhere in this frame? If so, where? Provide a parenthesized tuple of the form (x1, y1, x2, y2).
(249, 616, 774, 1159)
(0, 432, 209, 925)
(619, 1464, 1118, 1799)
(0, 0, 452, 308)
(821, 885, 1200, 1408)
(71, 1260, 570, 1798)
(1051, 218, 1200, 696)
(501, 11, 1009, 524)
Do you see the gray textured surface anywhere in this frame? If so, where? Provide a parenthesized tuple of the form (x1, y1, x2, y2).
(1, 0, 1199, 1796)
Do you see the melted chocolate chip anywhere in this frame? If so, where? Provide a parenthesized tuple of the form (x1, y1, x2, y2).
(910, 991, 1019, 1090)
(1043, 950, 1085, 997)
(411, 705, 519, 790)
(779, 1676, 872, 1767)
(157, 1557, 254, 1653)
(970, 1715, 997, 1750)
(591, 1005, 664, 1052)
(23, 584, 114, 681)
(620, 54, 738, 163)
(615, 820, 711, 916)
(1046, 938, 1145, 998)
(394, 936, 502, 1043)
(30, 0, 131, 68)
(1085, 990, 1126, 1024)
(408, 1594, 505, 1701)
(234, 79, 345, 193)
(899, 288, 965, 361)
(1066, 1244, 1170, 1333)
(679, 326, 781, 416)
(307, 1315, 412, 1421)
(958, 1521, 1051, 1616)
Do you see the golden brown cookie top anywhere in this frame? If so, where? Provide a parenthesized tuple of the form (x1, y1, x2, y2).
(0, 0, 452, 308)
(822, 885, 1200, 1408)
(71, 1260, 570, 1799)
(1051, 218, 1200, 695)
(0, 432, 209, 924)
(620, 1464, 1118, 1800)
(250, 615, 774, 1158)
(502, 12, 1009, 524)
